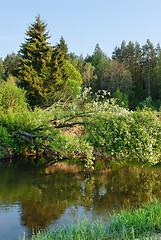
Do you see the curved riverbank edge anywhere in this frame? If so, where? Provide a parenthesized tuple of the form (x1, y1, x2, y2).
(21, 199, 161, 240)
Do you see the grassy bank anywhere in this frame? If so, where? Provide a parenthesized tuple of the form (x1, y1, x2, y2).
(22, 199, 161, 240)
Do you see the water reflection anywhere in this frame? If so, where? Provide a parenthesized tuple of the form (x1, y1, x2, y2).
(0, 163, 161, 239)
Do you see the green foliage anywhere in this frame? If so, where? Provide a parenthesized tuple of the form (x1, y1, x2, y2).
(112, 40, 161, 109)
(82, 93, 161, 165)
(57, 36, 69, 60)
(0, 75, 27, 111)
(2, 24, 161, 111)
(19, 15, 53, 106)
(0, 57, 4, 80)
(155, 56, 161, 99)
(82, 62, 97, 88)
(120, 70, 132, 95)
(63, 60, 83, 97)
(0, 79, 91, 165)
(0, 79, 160, 166)
(138, 96, 157, 110)
(3, 52, 20, 79)
(22, 200, 161, 240)
(85, 44, 110, 92)
(114, 88, 129, 109)
(70, 53, 84, 74)
(109, 199, 161, 239)
(18, 16, 82, 107)
(27, 218, 107, 240)
(0, 77, 41, 151)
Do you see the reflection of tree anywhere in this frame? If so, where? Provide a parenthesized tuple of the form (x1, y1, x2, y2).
(20, 200, 66, 229)
(79, 165, 161, 214)
(1, 164, 161, 235)
(0, 169, 83, 232)
(19, 173, 83, 231)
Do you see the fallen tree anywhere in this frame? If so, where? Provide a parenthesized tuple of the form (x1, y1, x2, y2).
(0, 78, 161, 167)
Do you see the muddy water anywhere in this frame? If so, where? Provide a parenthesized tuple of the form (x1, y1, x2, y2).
(0, 162, 161, 240)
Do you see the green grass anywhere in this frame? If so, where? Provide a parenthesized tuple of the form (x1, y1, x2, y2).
(22, 219, 107, 240)
(108, 199, 161, 239)
(22, 199, 161, 240)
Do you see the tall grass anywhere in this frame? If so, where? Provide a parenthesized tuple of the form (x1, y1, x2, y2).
(26, 219, 107, 240)
(109, 199, 161, 239)
(22, 199, 161, 240)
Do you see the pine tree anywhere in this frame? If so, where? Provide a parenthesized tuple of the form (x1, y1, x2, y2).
(18, 15, 53, 106)
(142, 39, 157, 98)
(155, 51, 161, 100)
(126, 41, 135, 72)
(0, 58, 4, 80)
(3, 53, 20, 79)
(47, 37, 82, 103)
(49, 37, 68, 92)
(87, 44, 110, 92)
(57, 36, 69, 60)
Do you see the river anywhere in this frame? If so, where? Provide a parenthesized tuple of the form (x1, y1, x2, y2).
(0, 160, 161, 240)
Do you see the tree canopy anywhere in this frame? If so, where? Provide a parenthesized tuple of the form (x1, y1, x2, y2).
(18, 16, 82, 107)
(0, 16, 161, 166)
(1, 16, 161, 110)
(18, 16, 53, 106)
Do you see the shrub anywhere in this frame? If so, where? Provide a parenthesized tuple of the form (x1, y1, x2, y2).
(83, 96, 161, 164)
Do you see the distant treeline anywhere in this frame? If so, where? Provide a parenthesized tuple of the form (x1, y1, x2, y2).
(0, 16, 161, 110)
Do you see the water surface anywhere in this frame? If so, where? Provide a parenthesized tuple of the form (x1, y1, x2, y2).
(0, 162, 161, 240)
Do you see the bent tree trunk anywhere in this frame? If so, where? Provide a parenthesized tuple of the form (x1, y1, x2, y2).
(1, 111, 108, 166)
(1, 113, 90, 166)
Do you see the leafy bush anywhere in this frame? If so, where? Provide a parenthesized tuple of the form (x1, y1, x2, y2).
(0, 78, 93, 164)
(138, 96, 157, 110)
(0, 75, 28, 111)
(0, 82, 160, 166)
(83, 94, 161, 164)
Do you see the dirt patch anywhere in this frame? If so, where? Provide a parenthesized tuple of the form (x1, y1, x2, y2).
(61, 124, 84, 136)
(45, 162, 83, 174)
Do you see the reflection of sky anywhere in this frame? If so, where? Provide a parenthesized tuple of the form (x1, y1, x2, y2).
(49, 204, 110, 230)
(0, 201, 110, 240)
(0, 204, 29, 240)
(0, 164, 161, 240)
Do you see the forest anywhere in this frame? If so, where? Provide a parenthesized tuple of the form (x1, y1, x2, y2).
(1, 19, 161, 110)
(0, 16, 161, 166)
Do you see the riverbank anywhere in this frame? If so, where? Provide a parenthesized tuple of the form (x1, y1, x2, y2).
(0, 78, 161, 168)
(22, 200, 161, 240)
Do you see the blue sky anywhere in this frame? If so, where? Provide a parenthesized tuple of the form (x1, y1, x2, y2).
(1, 0, 161, 59)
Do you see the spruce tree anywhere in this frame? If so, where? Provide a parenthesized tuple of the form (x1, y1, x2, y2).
(0, 58, 4, 80)
(3, 53, 20, 79)
(49, 38, 68, 93)
(48, 37, 82, 103)
(142, 39, 156, 98)
(19, 15, 53, 106)
(86, 44, 110, 92)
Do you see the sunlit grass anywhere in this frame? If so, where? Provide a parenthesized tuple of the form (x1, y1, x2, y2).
(108, 199, 161, 239)
(22, 199, 161, 240)
(24, 219, 107, 240)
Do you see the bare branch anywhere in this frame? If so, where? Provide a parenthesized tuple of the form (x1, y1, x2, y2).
(16, 130, 49, 139)
(15, 130, 67, 160)
(55, 122, 85, 129)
